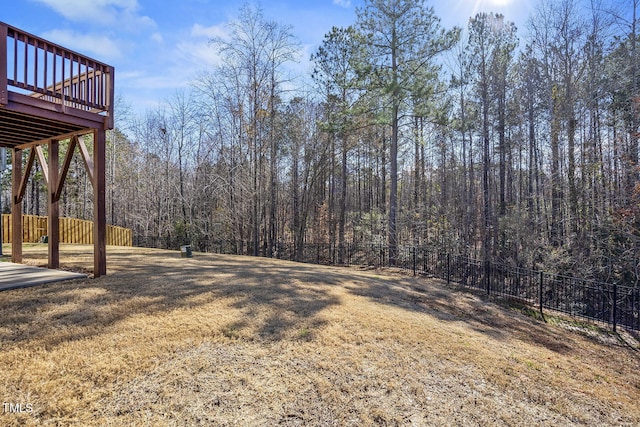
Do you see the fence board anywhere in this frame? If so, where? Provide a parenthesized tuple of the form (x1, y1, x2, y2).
(1, 214, 131, 246)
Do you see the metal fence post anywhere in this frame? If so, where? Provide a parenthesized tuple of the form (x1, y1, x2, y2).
(613, 283, 618, 333)
(539, 271, 544, 316)
(485, 260, 491, 295)
(412, 247, 416, 276)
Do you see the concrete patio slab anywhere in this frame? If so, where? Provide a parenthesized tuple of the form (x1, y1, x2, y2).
(0, 262, 87, 291)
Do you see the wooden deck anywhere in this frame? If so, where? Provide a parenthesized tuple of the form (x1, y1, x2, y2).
(0, 22, 114, 148)
(0, 261, 86, 291)
(0, 21, 113, 277)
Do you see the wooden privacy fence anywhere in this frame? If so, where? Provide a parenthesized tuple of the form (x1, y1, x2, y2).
(1, 214, 131, 246)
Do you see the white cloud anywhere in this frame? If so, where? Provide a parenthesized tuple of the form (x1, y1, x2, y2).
(151, 32, 164, 44)
(333, 0, 351, 8)
(31, 0, 155, 30)
(118, 31, 222, 97)
(42, 29, 122, 60)
(174, 23, 229, 69)
(125, 73, 190, 91)
(175, 39, 223, 69)
(190, 23, 230, 41)
(117, 70, 145, 79)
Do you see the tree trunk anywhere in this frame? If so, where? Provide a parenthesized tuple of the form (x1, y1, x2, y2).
(338, 135, 347, 264)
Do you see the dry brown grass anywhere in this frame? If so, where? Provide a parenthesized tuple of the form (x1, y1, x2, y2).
(0, 244, 638, 426)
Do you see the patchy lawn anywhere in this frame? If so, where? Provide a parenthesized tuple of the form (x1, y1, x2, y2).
(0, 244, 638, 426)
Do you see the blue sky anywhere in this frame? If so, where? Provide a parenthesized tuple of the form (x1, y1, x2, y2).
(2, 0, 538, 113)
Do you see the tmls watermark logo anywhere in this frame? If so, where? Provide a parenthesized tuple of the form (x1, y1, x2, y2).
(3, 403, 34, 414)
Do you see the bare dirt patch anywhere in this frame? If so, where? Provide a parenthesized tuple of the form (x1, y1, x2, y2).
(1, 244, 638, 426)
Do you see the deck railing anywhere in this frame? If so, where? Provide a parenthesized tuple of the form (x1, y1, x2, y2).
(0, 22, 114, 128)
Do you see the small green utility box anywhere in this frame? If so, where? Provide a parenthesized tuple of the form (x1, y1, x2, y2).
(180, 245, 192, 258)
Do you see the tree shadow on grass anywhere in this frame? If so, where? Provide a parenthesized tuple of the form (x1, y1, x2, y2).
(0, 249, 342, 350)
(342, 270, 575, 355)
(0, 247, 586, 355)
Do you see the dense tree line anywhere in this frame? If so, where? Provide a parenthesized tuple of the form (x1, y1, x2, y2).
(6, 0, 639, 284)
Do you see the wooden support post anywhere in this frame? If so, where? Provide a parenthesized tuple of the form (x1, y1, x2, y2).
(94, 129, 106, 277)
(0, 24, 7, 106)
(49, 140, 59, 269)
(106, 66, 115, 129)
(11, 148, 22, 263)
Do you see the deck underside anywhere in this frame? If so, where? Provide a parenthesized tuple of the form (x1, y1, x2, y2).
(0, 92, 104, 148)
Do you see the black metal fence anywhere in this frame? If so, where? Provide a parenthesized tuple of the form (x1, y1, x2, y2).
(400, 246, 639, 332)
(133, 237, 640, 332)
